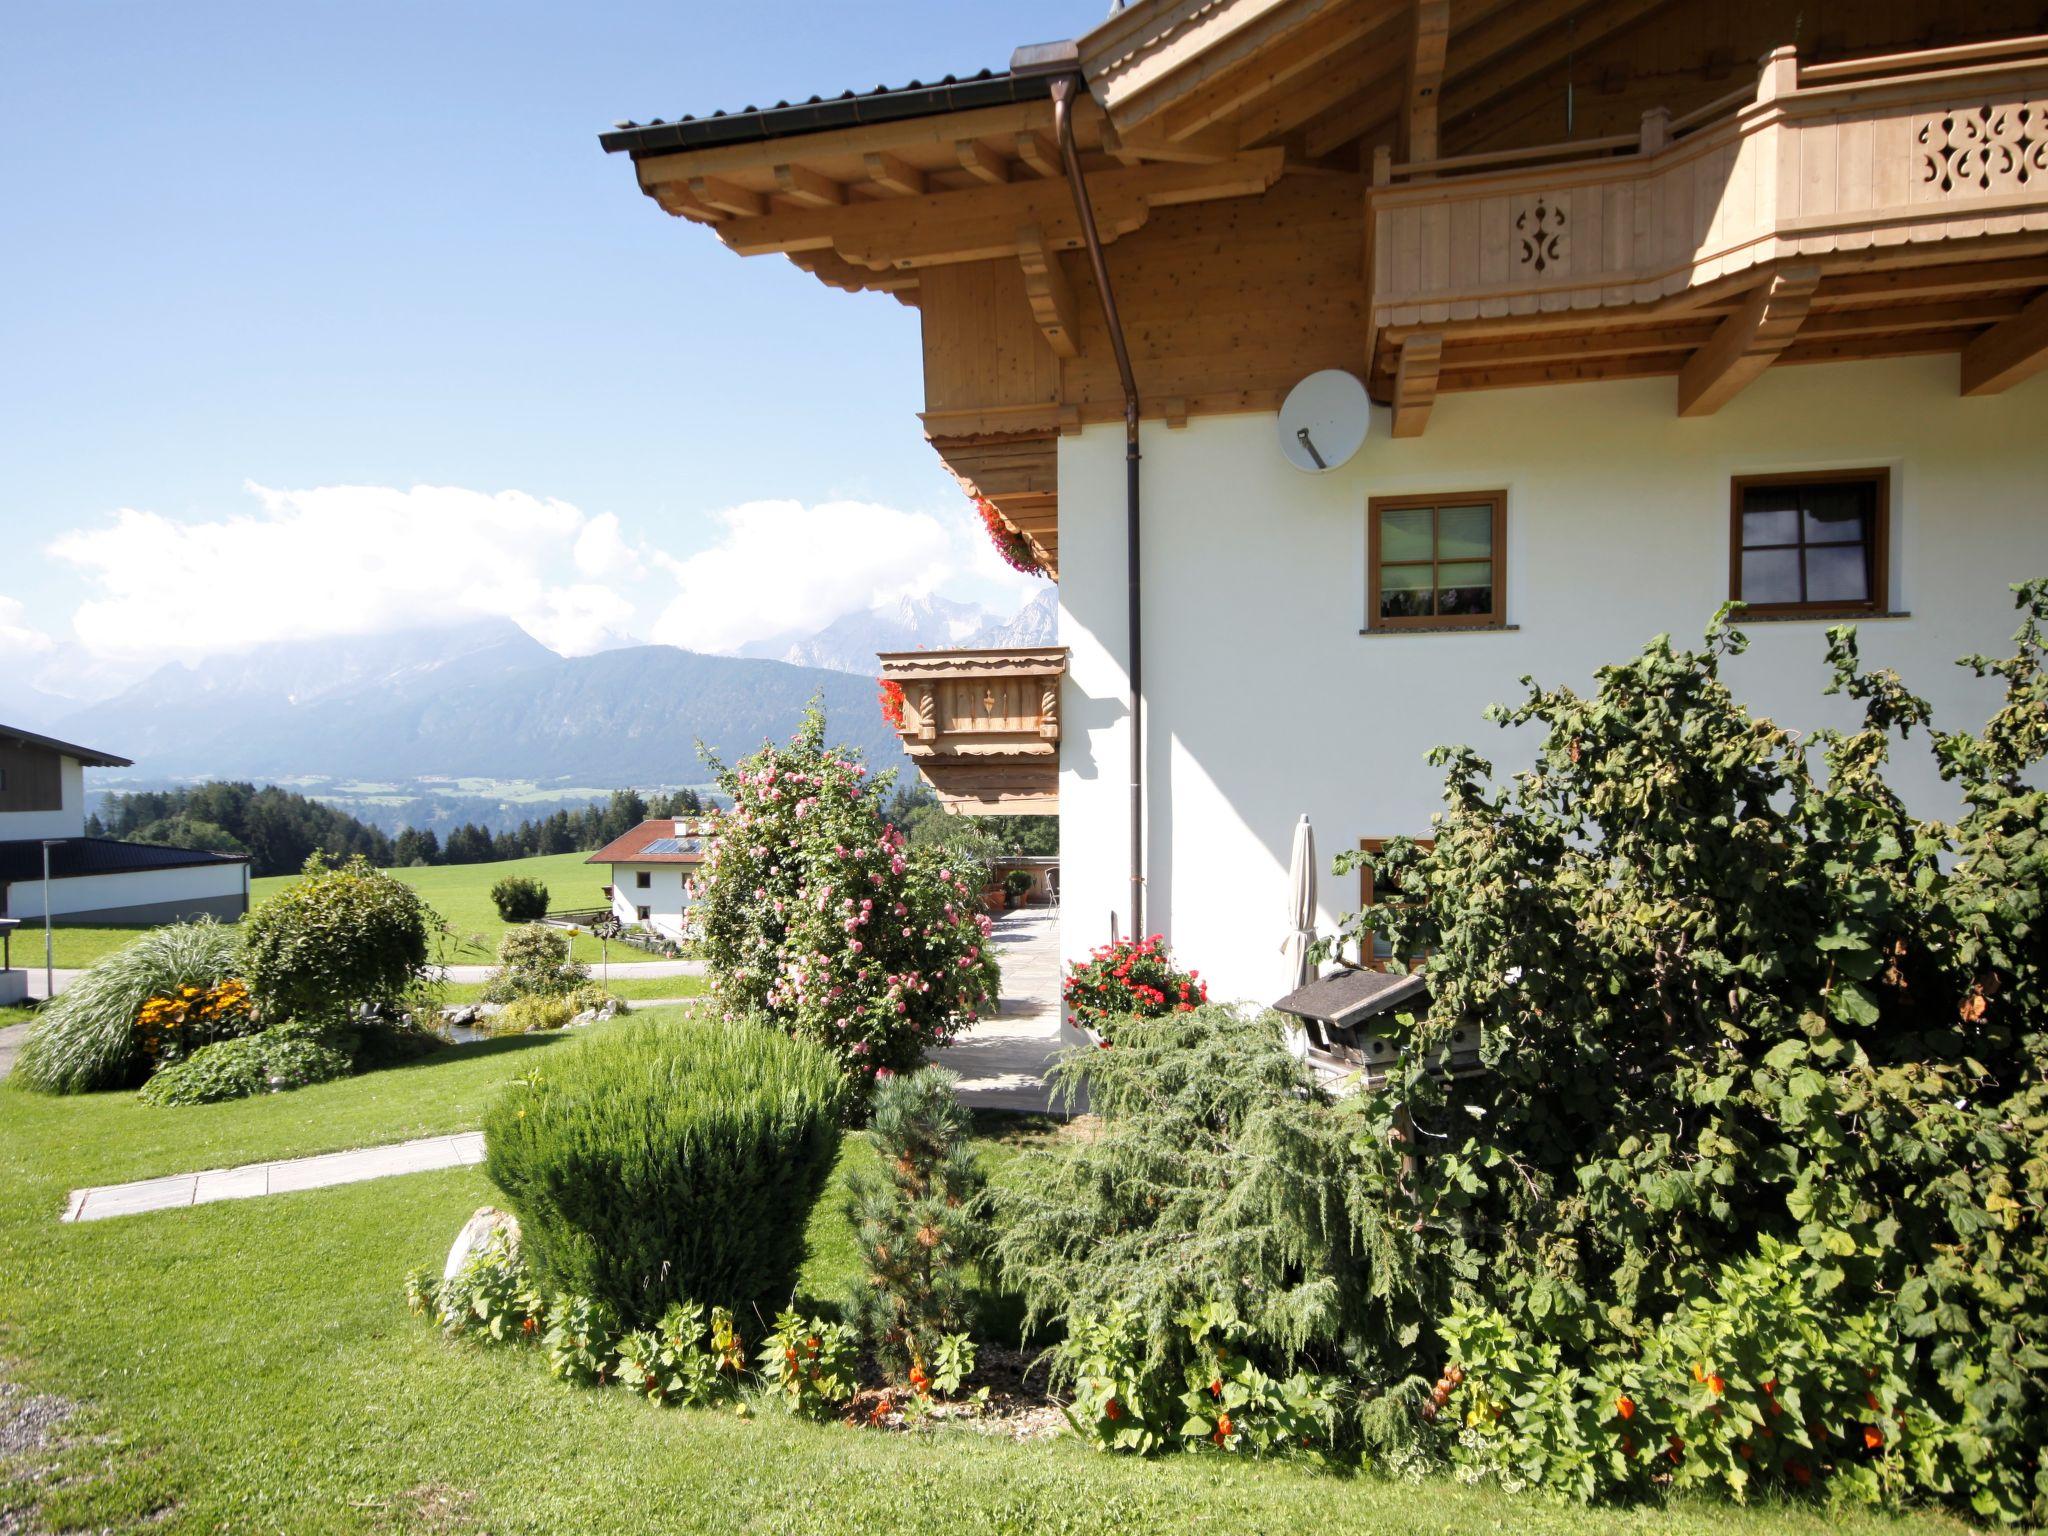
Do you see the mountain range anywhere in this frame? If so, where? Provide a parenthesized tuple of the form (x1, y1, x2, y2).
(34, 588, 1058, 789)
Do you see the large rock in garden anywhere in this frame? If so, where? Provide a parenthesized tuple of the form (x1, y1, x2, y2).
(443, 1206, 520, 1282)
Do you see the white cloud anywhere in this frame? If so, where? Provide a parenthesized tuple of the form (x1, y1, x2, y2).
(649, 498, 963, 655)
(47, 482, 645, 662)
(0, 597, 55, 665)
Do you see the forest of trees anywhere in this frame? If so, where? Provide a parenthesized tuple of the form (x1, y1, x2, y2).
(92, 783, 707, 877)
(88, 778, 1048, 881)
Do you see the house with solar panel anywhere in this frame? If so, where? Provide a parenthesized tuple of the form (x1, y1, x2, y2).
(586, 818, 713, 944)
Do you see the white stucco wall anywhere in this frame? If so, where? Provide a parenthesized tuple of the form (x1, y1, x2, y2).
(1058, 354, 2048, 1007)
(4, 861, 246, 921)
(607, 862, 698, 941)
(0, 755, 86, 842)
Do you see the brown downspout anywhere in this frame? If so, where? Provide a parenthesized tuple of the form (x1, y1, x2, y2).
(1049, 73, 1144, 943)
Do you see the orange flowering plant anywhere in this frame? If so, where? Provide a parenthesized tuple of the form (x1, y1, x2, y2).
(134, 978, 257, 1068)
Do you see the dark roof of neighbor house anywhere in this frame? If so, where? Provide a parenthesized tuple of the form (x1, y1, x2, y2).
(0, 837, 247, 886)
(586, 819, 715, 866)
(1272, 967, 1428, 1030)
(0, 724, 133, 769)
(599, 65, 1052, 157)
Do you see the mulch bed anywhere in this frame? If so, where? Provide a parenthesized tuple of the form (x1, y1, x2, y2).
(841, 1345, 1067, 1442)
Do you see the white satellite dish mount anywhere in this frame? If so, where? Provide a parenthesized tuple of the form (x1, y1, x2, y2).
(1277, 368, 1371, 473)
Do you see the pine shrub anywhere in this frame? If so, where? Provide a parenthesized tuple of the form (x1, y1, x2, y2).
(843, 1066, 983, 1380)
(482, 1016, 847, 1326)
(490, 874, 550, 922)
(14, 920, 243, 1093)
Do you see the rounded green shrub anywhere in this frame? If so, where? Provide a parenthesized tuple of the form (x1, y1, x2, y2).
(14, 920, 243, 1094)
(490, 874, 550, 922)
(242, 852, 434, 1026)
(139, 1027, 352, 1107)
(483, 1016, 847, 1325)
(481, 923, 586, 1004)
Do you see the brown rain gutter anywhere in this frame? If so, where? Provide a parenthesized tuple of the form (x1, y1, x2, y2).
(1036, 60, 1145, 942)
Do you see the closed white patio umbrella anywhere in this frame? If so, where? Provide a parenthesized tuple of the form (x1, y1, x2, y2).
(1281, 813, 1317, 993)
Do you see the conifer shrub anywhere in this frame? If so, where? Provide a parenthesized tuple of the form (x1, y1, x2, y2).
(482, 1016, 846, 1326)
(843, 1066, 983, 1381)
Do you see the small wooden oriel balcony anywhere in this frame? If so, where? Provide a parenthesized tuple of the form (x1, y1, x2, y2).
(1367, 35, 2048, 431)
(878, 646, 1067, 815)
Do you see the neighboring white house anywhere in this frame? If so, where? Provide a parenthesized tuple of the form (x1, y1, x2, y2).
(0, 723, 250, 1001)
(603, 0, 2048, 1007)
(587, 818, 711, 943)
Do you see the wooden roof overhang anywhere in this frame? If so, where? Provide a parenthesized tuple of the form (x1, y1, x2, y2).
(603, 1, 2048, 549)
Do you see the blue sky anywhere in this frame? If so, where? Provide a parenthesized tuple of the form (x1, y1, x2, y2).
(1, 1, 1095, 700)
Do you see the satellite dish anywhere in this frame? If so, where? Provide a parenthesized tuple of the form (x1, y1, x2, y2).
(1277, 369, 1371, 473)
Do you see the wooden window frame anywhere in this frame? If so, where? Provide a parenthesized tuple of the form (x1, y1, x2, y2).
(1729, 468, 1890, 619)
(1357, 837, 1435, 972)
(1367, 491, 1508, 632)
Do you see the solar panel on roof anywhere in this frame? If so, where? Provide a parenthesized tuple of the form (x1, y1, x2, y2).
(641, 837, 702, 855)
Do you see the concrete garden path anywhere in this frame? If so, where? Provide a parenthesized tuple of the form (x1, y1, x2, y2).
(54, 909, 1072, 1222)
(61, 1132, 485, 1223)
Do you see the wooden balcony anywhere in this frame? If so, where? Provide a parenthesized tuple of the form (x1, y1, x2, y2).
(878, 646, 1066, 815)
(1367, 37, 2048, 430)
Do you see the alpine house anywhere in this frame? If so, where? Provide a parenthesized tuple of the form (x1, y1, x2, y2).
(602, 0, 2048, 1005)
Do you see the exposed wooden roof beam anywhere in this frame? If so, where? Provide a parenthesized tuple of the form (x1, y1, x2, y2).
(1392, 331, 1442, 435)
(1804, 297, 2027, 339)
(773, 163, 845, 208)
(1017, 225, 1080, 359)
(716, 150, 1286, 268)
(863, 152, 926, 197)
(1015, 131, 1062, 179)
(1150, 1, 1389, 143)
(1677, 266, 1819, 417)
(1405, 0, 1451, 163)
(1441, 0, 1681, 149)
(1303, 75, 1403, 159)
(1961, 290, 2048, 396)
(636, 100, 1074, 184)
(1815, 258, 2048, 308)
(1234, 20, 1408, 147)
(957, 139, 1012, 185)
(650, 183, 728, 223)
(689, 175, 766, 218)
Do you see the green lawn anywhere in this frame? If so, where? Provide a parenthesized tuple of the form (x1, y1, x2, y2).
(437, 973, 707, 1006)
(23, 852, 681, 969)
(0, 1026, 1968, 1536)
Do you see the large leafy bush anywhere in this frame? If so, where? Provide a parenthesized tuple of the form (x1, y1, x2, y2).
(14, 920, 244, 1093)
(490, 875, 550, 922)
(242, 853, 434, 1026)
(1319, 591, 2048, 1522)
(481, 923, 586, 1004)
(482, 1016, 846, 1325)
(697, 705, 999, 1089)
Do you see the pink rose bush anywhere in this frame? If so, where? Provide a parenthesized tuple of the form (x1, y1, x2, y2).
(697, 707, 1000, 1091)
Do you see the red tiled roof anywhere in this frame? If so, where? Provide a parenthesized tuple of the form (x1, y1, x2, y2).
(586, 818, 715, 865)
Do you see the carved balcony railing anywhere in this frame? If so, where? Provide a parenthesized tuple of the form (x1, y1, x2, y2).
(1367, 38, 2048, 338)
(878, 646, 1066, 815)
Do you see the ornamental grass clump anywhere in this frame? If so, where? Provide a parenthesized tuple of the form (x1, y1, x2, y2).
(843, 1066, 983, 1382)
(14, 919, 245, 1093)
(696, 704, 999, 1091)
(482, 1015, 846, 1326)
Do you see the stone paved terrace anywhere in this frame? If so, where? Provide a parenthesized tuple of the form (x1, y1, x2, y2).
(933, 907, 1074, 1115)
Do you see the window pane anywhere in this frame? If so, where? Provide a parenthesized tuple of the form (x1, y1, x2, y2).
(1380, 507, 1434, 562)
(1380, 563, 1432, 619)
(1741, 505, 1799, 546)
(1436, 560, 1494, 617)
(1803, 485, 1870, 544)
(1806, 542, 1870, 603)
(1437, 504, 1494, 559)
(1741, 547, 1802, 603)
